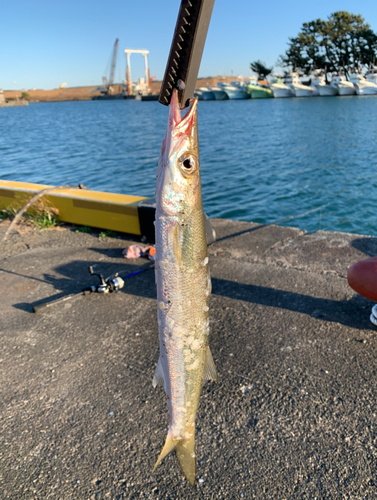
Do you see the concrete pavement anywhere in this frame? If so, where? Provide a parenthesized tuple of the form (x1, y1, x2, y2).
(1, 218, 377, 499)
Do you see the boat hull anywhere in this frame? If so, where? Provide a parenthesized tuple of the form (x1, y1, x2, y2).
(319, 84, 337, 96)
(270, 84, 294, 98)
(193, 89, 215, 100)
(209, 88, 229, 100)
(247, 85, 273, 98)
(336, 84, 356, 96)
(223, 88, 250, 99)
(292, 84, 313, 97)
(354, 83, 377, 95)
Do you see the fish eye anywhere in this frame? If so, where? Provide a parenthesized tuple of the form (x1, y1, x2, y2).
(179, 154, 197, 175)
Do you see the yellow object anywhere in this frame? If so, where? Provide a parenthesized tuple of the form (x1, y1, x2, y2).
(0, 180, 147, 235)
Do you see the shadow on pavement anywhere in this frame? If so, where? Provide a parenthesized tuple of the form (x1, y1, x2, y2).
(351, 237, 377, 257)
(12, 260, 153, 313)
(10, 251, 372, 329)
(211, 278, 372, 330)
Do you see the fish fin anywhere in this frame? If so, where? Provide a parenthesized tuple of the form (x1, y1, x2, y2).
(203, 347, 218, 383)
(153, 432, 196, 487)
(152, 357, 165, 389)
(175, 433, 196, 487)
(153, 434, 178, 472)
(168, 223, 182, 266)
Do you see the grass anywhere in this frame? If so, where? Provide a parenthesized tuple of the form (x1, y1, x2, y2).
(31, 210, 58, 229)
(75, 226, 92, 234)
(98, 230, 117, 239)
(0, 203, 59, 229)
(0, 207, 18, 219)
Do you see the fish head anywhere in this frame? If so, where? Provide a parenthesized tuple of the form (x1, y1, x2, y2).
(156, 89, 201, 217)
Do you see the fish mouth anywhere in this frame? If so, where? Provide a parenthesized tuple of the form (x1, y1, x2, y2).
(168, 89, 198, 136)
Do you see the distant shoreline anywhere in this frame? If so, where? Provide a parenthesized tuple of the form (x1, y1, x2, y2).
(3, 76, 236, 103)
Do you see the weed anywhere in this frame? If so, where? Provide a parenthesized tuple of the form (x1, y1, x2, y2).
(1, 201, 59, 229)
(27, 201, 59, 229)
(75, 226, 92, 234)
(99, 230, 117, 239)
(0, 206, 18, 219)
(31, 210, 57, 229)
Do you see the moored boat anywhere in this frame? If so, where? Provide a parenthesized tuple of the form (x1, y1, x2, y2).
(208, 86, 229, 100)
(366, 65, 377, 85)
(244, 80, 273, 99)
(318, 74, 337, 96)
(351, 71, 377, 95)
(216, 81, 250, 100)
(318, 83, 337, 96)
(331, 74, 355, 96)
(270, 76, 295, 98)
(193, 87, 215, 100)
(309, 71, 325, 96)
(289, 72, 315, 97)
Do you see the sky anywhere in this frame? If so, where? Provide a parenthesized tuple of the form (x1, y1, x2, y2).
(1, 0, 377, 90)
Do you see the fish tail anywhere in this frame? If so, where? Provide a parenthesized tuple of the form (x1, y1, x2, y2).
(176, 433, 196, 487)
(153, 432, 196, 487)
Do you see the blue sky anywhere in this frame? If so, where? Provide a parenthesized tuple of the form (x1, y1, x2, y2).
(1, 0, 377, 90)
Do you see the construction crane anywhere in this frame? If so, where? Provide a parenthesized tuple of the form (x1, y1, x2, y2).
(99, 38, 119, 95)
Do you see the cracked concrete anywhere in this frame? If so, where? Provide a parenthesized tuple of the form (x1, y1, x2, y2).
(1, 218, 377, 499)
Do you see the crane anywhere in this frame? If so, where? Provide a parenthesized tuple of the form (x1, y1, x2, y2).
(99, 38, 119, 95)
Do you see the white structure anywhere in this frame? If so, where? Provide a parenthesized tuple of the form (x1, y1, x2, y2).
(289, 72, 315, 97)
(366, 66, 377, 85)
(318, 73, 338, 96)
(216, 81, 249, 99)
(350, 71, 377, 95)
(310, 71, 325, 96)
(270, 74, 296, 98)
(124, 49, 151, 96)
(331, 74, 355, 96)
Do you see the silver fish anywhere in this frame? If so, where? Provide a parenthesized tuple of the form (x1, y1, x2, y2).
(152, 89, 217, 486)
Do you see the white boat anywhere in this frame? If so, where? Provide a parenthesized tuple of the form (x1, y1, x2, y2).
(310, 71, 325, 96)
(216, 81, 250, 100)
(208, 86, 228, 100)
(318, 74, 338, 96)
(351, 71, 377, 95)
(289, 72, 315, 97)
(331, 74, 355, 96)
(270, 76, 295, 98)
(193, 87, 215, 100)
(366, 66, 377, 85)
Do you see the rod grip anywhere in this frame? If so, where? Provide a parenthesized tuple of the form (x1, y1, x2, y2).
(33, 293, 80, 313)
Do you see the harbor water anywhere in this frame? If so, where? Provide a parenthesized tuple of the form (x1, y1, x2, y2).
(1, 97, 377, 235)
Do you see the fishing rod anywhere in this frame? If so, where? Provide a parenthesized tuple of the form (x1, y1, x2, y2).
(33, 264, 154, 313)
(159, 0, 216, 109)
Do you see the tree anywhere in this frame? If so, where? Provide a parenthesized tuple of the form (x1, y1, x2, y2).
(250, 60, 273, 80)
(279, 11, 377, 79)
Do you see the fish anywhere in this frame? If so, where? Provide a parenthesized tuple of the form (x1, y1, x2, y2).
(152, 89, 217, 486)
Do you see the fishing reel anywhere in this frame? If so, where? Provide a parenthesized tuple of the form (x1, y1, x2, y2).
(34, 265, 125, 313)
(85, 266, 124, 294)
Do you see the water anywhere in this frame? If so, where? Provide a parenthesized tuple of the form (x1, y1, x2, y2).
(1, 97, 377, 235)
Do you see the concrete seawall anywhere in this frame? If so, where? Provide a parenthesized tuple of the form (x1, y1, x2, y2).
(0, 100, 28, 107)
(1, 218, 376, 498)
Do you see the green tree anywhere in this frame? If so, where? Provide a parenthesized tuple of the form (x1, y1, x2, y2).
(279, 11, 377, 79)
(21, 92, 30, 100)
(250, 60, 273, 80)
